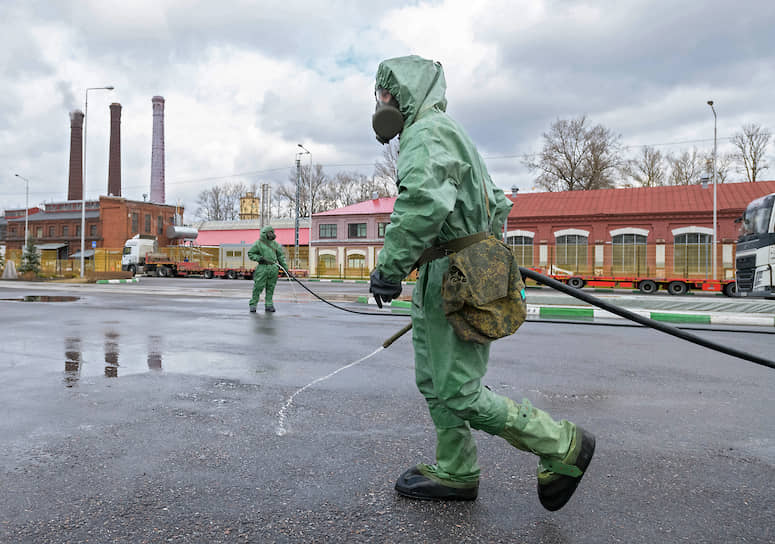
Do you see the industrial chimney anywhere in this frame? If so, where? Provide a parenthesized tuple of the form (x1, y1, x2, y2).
(67, 110, 85, 201)
(150, 96, 165, 203)
(107, 103, 122, 197)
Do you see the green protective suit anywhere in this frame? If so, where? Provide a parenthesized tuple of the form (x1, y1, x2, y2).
(248, 226, 288, 308)
(375, 56, 575, 485)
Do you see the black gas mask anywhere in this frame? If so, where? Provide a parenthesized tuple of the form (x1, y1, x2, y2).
(372, 87, 404, 144)
(266, 231, 276, 241)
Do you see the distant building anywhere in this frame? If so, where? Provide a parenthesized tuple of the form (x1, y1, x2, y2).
(308, 181, 775, 280)
(310, 197, 393, 276)
(3, 197, 181, 258)
(239, 192, 261, 220)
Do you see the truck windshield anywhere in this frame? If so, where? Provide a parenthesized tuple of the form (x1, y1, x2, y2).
(740, 194, 775, 238)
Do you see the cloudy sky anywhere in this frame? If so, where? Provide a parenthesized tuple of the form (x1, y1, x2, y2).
(1, 0, 774, 219)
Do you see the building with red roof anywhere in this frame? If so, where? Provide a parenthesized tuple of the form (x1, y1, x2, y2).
(505, 180, 775, 279)
(311, 197, 395, 276)
(309, 181, 775, 280)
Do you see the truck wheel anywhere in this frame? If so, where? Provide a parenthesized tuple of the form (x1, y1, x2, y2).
(567, 277, 585, 289)
(638, 280, 657, 294)
(127, 265, 136, 277)
(203, 270, 214, 279)
(667, 281, 688, 296)
(226, 270, 237, 280)
(723, 282, 738, 297)
(159, 266, 170, 277)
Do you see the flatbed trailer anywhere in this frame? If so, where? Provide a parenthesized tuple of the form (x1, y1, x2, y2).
(527, 269, 738, 297)
(142, 257, 306, 280)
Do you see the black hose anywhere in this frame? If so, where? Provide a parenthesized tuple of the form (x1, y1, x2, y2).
(277, 263, 409, 317)
(519, 267, 775, 370)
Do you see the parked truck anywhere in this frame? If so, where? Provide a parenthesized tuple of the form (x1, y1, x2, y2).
(121, 234, 275, 279)
(735, 192, 775, 298)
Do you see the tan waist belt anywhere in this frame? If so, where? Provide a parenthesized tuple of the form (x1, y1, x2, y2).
(414, 231, 489, 269)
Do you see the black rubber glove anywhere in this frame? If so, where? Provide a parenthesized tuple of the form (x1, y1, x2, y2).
(369, 269, 402, 308)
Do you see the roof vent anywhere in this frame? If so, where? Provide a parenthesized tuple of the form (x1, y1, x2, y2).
(372, 191, 379, 200)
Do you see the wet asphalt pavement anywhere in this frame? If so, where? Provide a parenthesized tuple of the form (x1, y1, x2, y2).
(0, 279, 773, 543)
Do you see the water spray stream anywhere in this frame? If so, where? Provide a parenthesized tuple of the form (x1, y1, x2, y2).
(276, 346, 385, 436)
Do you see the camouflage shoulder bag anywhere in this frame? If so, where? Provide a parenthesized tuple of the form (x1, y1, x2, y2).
(441, 234, 527, 344)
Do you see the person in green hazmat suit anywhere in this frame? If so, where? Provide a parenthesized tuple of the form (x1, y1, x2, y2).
(248, 226, 288, 313)
(368, 55, 595, 510)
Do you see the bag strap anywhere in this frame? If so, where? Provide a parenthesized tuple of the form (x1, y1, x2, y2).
(414, 231, 489, 269)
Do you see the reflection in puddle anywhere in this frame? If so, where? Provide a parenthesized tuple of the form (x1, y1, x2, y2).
(64, 337, 81, 387)
(2, 296, 80, 302)
(148, 336, 162, 371)
(63, 333, 162, 386)
(104, 331, 119, 378)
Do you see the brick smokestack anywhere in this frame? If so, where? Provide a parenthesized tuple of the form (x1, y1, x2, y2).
(150, 96, 165, 203)
(67, 110, 85, 201)
(107, 102, 122, 197)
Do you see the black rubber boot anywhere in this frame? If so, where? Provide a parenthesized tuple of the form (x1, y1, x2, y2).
(265, 305, 276, 312)
(249, 306, 257, 313)
(395, 465, 478, 501)
(537, 426, 595, 511)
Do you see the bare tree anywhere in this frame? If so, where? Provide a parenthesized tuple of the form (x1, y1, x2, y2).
(702, 151, 734, 183)
(195, 181, 256, 221)
(623, 146, 667, 187)
(279, 163, 328, 218)
(523, 115, 623, 191)
(667, 148, 704, 185)
(373, 139, 400, 193)
(732, 123, 771, 182)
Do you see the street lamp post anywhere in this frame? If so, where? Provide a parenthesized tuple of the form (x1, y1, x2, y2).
(297, 144, 311, 269)
(294, 151, 302, 270)
(707, 100, 717, 280)
(80, 85, 114, 278)
(14, 174, 30, 249)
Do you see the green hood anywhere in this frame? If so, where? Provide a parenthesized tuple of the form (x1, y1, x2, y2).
(261, 226, 275, 241)
(375, 55, 447, 130)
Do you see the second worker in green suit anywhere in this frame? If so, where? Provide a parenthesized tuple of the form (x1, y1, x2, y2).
(248, 226, 288, 313)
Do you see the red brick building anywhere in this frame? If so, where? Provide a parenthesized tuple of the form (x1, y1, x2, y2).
(3, 197, 181, 257)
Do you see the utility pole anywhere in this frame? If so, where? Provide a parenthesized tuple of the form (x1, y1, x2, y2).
(14, 174, 30, 249)
(707, 100, 718, 280)
(294, 152, 302, 269)
(80, 85, 114, 277)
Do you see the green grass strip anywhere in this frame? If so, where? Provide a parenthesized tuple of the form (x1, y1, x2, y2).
(539, 307, 594, 318)
(390, 300, 412, 308)
(649, 312, 710, 324)
(356, 296, 368, 304)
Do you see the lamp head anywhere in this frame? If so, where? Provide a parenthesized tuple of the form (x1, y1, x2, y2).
(707, 100, 713, 106)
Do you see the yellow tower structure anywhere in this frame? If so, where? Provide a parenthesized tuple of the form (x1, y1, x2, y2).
(240, 192, 261, 220)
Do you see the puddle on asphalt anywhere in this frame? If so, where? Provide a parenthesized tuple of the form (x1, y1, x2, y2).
(1, 295, 80, 302)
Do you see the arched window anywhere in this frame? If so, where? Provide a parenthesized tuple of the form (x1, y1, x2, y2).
(612, 233, 647, 275)
(674, 232, 711, 277)
(317, 254, 336, 274)
(347, 253, 365, 269)
(555, 234, 588, 272)
(507, 235, 533, 266)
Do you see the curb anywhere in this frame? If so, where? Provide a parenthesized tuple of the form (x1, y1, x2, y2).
(356, 298, 775, 327)
(95, 278, 139, 284)
(306, 278, 415, 285)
